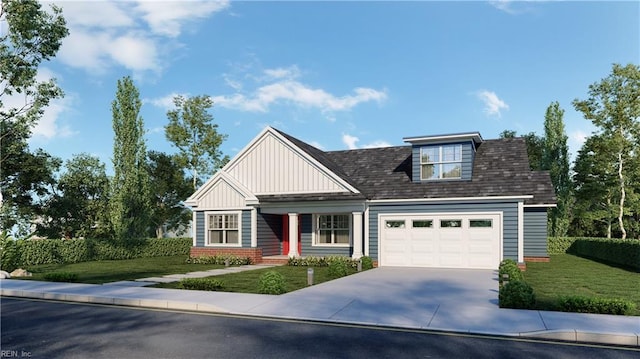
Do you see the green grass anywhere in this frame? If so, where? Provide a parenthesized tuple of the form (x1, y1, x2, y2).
(154, 266, 359, 294)
(23, 256, 224, 284)
(523, 254, 640, 315)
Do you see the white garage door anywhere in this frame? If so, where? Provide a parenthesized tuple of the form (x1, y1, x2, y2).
(379, 213, 501, 269)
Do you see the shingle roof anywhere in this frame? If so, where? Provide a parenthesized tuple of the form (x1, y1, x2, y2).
(267, 129, 555, 205)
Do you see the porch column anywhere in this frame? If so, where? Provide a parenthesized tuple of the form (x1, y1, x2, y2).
(250, 208, 258, 248)
(352, 211, 363, 259)
(287, 213, 300, 257)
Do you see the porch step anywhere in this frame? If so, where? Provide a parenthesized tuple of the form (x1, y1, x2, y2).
(259, 257, 289, 265)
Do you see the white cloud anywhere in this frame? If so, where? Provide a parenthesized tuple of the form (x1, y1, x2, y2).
(145, 92, 189, 109)
(214, 67, 388, 113)
(571, 130, 589, 147)
(476, 90, 509, 118)
(53, 0, 228, 75)
(308, 141, 325, 150)
(489, 0, 537, 15)
(362, 140, 392, 149)
(342, 134, 359, 150)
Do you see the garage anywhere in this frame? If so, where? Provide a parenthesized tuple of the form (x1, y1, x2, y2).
(379, 213, 502, 269)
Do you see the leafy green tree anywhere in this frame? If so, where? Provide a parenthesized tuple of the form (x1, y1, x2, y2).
(147, 151, 193, 238)
(571, 135, 618, 237)
(499, 130, 544, 170)
(0, 0, 68, 233)
(573, 63, 640, 239)
(109, 77, 152, 241)
(541, 102, 572, 237)
(37, 154, 110, 239)
(165, 95, 229, 189)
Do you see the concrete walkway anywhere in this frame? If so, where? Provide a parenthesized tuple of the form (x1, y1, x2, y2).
(1, 267, 638, 347)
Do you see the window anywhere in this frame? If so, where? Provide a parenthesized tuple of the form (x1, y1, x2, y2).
(385, 220, 405, 228)
(440, 219, 462, 228)
(207, 213, 240, 245)
(412, 220, 433, 228)
(420, 145, 462, 180)
(470, 219, 493, 228)
(316, 214, 350, 245)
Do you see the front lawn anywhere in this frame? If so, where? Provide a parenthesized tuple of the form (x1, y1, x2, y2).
(523, 254, 640, 315)
(23, 256, 224, 284)
(154, 266, 358, 294)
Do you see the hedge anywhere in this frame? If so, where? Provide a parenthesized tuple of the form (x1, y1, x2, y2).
(556, 295, 636, 315)
(0, 237, 192, 270)
(569, 238, 640, 271)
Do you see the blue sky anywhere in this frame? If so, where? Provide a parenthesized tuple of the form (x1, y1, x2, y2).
(20, 1, 640, 174)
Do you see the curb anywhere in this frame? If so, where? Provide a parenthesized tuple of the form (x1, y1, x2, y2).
(2, 288, 638, 348)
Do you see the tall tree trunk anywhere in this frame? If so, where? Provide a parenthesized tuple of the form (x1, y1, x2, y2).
(617, 152, 626, 239)
(192, 168, 198, 190)
(156, 225, 164, 239)
(607, 196, 612, 239)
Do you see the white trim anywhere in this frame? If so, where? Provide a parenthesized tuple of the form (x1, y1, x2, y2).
(518, 201, 524, 264)
(364, 205, 370, 257)
(224, 127, 361, 195)
(204, 211, 242, 247)
(369, 195, 533, 204)
(250, 207, 257, 248)
(403, 132, 483, 145)
(420, 144, 463, 180)
(311, 213, 352, 248)
(523, 204, 557, 208)
(352, 212, 363, 259)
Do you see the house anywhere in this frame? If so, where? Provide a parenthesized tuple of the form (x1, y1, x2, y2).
(185, 127, 555, 269)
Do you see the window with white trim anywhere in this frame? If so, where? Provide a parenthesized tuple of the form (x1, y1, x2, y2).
(420, 144, 462, 180)
(207, 213, 240, 245)
(315, 214, 350, 245)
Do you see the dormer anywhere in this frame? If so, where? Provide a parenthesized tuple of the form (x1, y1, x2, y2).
(403, 132, 483, 183)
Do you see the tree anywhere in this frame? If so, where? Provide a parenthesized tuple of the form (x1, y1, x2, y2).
(499, 130, 544, 170)
(571, 135, 619, 238)
(37, 154, 110, 239)
(0, 0, 68, 233)
(541, 102, 572, 237)
(165, 95, 229, 189)
(573, 63, 640, 239)
(147, 151, 193, 238)
(109, 77, 152, 241)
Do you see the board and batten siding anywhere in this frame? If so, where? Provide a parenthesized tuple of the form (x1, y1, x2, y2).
(226, 133, 348, 195)
(257, 212, 282, 256)
(411, 141, 474, 183)
(524, 208, 548, 257)
(300, 214, 352, 257)
(195, 210, 251, 247)
(197, 178, 247, 209)
(368, 201, 519, 261)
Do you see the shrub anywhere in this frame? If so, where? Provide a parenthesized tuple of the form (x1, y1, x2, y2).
(360, 256, 374, 270)
(499, 280, 536, 309)
(258, 271, 287, 294)
(287, 256, 328, 267)
(556, 295, 636, 315)
(569, 238, 640, 271)
(43, 272, 79, 282)
(328, 260, 349, 278)
(0, 233, 21, 272)
(179, 278, 224, 291)
(186, 255, 251, 265)
(498, 261, 523, 285)
(548, 237, 580, 255)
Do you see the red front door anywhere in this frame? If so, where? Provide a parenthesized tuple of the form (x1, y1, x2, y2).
(282, 215, 302, 255)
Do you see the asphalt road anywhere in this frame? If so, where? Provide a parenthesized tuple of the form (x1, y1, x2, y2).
(1, 298, 638, 359)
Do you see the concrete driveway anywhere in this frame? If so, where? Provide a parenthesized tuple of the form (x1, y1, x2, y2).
(245, 267, 513, 331)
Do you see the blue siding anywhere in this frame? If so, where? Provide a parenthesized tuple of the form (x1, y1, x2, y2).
(411, 141, 474, 182)
(368, 201, 519, 261)
(524, 208, 548, 257)
(257, 212, 282, 256)
(242, 210, 251, 247)
(301, 214, 352, 257)
(195, 211, 205, 247)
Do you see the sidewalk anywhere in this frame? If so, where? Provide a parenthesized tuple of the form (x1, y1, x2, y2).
(1, 268, 638, 347)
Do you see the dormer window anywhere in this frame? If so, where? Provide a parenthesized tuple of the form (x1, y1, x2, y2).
(420, 144, 462, 180)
